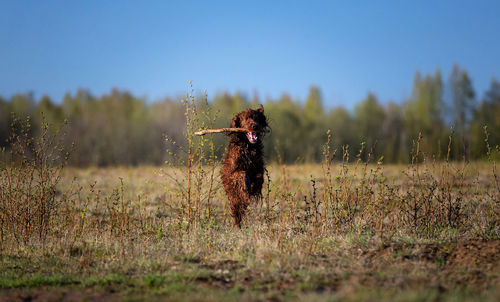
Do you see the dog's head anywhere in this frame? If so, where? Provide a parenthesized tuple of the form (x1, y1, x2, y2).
(230, 107, 268, 144)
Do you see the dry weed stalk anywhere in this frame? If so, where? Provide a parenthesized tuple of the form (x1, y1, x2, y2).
(163, 82, 220, 228)
(0, 115, 70, 248)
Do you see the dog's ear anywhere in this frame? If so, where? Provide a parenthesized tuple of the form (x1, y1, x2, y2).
(257, 105, 264, 114)
(231, 114, 240, 128)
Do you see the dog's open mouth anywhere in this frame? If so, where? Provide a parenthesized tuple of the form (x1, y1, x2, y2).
(246, 132, 258, 144)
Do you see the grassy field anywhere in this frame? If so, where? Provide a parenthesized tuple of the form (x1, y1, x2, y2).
(1, 157, 500, 301)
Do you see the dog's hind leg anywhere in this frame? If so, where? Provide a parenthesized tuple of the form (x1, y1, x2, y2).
(230, 199, 245, 228)
(228, 171, 251, 228)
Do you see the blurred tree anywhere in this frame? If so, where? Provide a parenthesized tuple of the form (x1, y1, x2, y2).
(150, 97, 186, 164)
(250, 90, 260, 107)
(382, 102, 406, 163)
(449, 64, 475, 159)
(0, 68, 497, 165)
(210, 92, 250, 159)
(354, 93, 386, 160)
(304, 85, 324, 120)
(61, 89, 96, 165)
(212, 91, 249, 122)
(405, 69, 446, 160)
(97, 89, 150, 166)
(450, 64, 475, 133)
(0, 96, 10, 148)
(8, 93, 36, 144)
(264, 94, 304, 163)
(10, 92, 35, 118)
(470, 78, 500, 158)
(326, 106, 354, 159)
(303, 86, 326, 161)
(35, 95, 64, 131)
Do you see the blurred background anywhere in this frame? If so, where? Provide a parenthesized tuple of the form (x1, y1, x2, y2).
(1, 0, 499, 165)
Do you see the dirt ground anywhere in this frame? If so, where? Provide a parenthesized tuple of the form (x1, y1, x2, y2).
(2, 240, 499, 302)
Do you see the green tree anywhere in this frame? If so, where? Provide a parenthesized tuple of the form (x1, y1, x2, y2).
(449, 64, 475, 159)
(0, 96, 10, 148)
(150, 97, 186, 164)
(212, 91, 249, 122)
(34, 95, 64, 130)
(382, 102, 406, 163)
(304, 85, 324, 121)
(470, 78, 500, 158)
(354, 93, 386, 160)
(264, 94, 304, 163)
(450, 64, 475, 133)
(211, 92, 250, 159)
(303, 86, 326, 161)
(326, 106, 354, 159)
(61, 89, 96, 166)
(405, 69, 446, 159)
(10, 92, 35, 118)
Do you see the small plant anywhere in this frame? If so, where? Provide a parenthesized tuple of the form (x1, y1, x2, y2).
(478, 126, 500, 239)
(162, 82, 221, 228)
(0, 114, 70, 247)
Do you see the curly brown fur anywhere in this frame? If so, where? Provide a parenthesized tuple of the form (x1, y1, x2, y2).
(221, 107, 269, 228)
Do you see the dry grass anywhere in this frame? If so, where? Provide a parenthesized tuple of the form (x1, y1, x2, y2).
(1, 116, 499, 301)
(1, 160, 499, 301)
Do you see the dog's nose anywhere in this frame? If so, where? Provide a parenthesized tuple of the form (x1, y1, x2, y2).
(252, 125, 259, 131)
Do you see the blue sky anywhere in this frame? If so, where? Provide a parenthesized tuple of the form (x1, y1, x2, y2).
(1, 0, 499, 108)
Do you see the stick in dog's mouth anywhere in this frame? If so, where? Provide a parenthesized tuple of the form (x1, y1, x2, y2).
(195, 128, 266, 144)
(194, 128, 248, 136)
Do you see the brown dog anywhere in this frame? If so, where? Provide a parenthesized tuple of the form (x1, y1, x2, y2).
(221, 107, 269, 228)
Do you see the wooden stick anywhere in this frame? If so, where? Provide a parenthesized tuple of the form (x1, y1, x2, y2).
(194, 128, 249, 136)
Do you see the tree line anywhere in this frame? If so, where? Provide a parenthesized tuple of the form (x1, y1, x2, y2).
(1, 64, 499, 166)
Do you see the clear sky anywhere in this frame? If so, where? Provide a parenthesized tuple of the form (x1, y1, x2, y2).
(1, 0, 499, 108)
